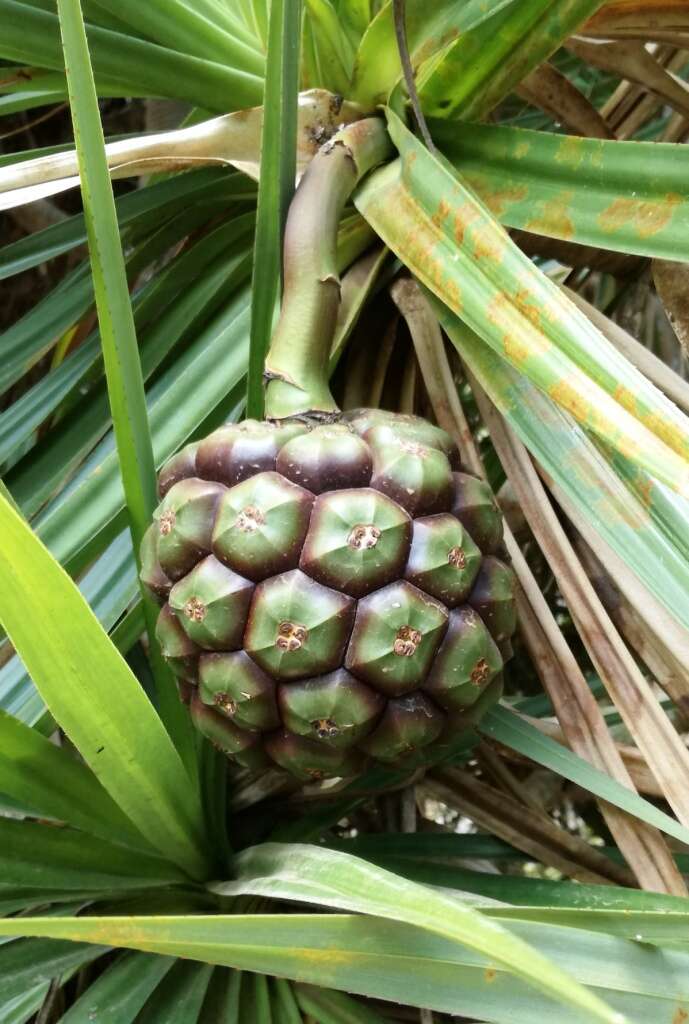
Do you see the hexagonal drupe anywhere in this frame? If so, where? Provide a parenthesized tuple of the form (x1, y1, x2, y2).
(369, 436, 452, 517)
(157, 441, 199, 498)
(300, 487, 411, 598)
(344, 409, 461, 468)
(190, 692, 269, 770)
(404, 514, 481, 607)
(139, 521, 171, 604)
(360, 692, 445, 762)
(265, 730, 365, 780)
(277, 668, 383, 749)
(468, 556, 517, 643)
(199, 650, 279, 731)
(154, 478, 227, 581)
(212, 471, 313, 582)
(276, 424, 372, 493)
(345, 581, 448, 695)
(196, 420, 305, 487)
(424, 607, 503, 711)
(168, 555, 254, 650)
(155, 604, 200, 680)
(451, 472, 503, 554)
(244, 570, 355, 680)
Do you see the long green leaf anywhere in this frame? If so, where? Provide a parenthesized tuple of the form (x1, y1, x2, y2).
(0, 817, 185, 892)
(351, 0, 518, 109)
(354, 109, 689, 497)
(246, 0, 301, 418)
(215, 843, 623, 1024)
(56, 0, 192, 753)
(419, 0, 602, 120)
(434, 120, 689, 260)
(480, 705, 689, 847)
(1, 913, 684, 1023)
(60, 952, 174, 1024)
(0, 709, 140, 844)
(137, 960, 214, 1024)
(0, 1, 264, 112)
(0, 493, 208, 878)
(436, 309, 689, 634)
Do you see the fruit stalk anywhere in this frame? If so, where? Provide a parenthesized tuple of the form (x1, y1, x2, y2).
(264, 117, 393, 420)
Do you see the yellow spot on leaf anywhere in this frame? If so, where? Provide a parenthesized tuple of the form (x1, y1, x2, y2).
(526, 191, 575, 240)
(598, 194, 681, 239)
(555, 135, 585, 170)
(462, 173, 528, 217)
(514, 140, 530, 160)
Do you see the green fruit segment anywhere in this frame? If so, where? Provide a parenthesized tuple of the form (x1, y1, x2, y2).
(424, 607, 503, 711)
(140, 522, 171, 604)
(244, 570, 355, 680)
(276, 424, 372, 492)
(190, 692, 269, 770)
(345, 410, 460, 467)
(154, 478, 227, 581)
(346, 581, 448, 695)
(265, 730, 364, 780)
(168, 555, 254, 650)
(405, 514, 481, 607)
(155, 604, 200, 680)
(212, 471, 314, 582)
(277, 668, 384, 749)
(157, 442, 199, 498)
(300, 488, 411, 598)
(196, 420, 305, 486)
(360, 692, 445, 762)
(199, 651, 279, 731)
(369, 437, 452, 516)
(363, 418, 460, 468)
(468, 556, 517, 643)
(451, 472, 503, 554)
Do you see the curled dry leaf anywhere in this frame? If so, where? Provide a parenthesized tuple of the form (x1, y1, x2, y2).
(517, 62, 615, 140)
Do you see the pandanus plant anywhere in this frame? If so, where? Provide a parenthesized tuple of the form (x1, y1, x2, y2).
(2, 1, 689, 1022)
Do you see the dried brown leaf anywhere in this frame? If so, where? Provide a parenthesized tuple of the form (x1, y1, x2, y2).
(517, 62, 615, 139)
(653, 259, 689, 357)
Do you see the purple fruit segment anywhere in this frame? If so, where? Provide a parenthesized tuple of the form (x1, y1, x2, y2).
(345, 409, 460, 468)
(359, 691, 445, 762)
(140, 522, 172, 604)
(212, 471, 314, 582)
(196, 420, 305, 487)
(265, 730, 365, 781)
(155, 604, 200, 681)
(199, 651, 279, 731)
(277, 668, 384, 749)
(154, 478, 227, 582)
(300, 487, 411, 598)
(345, 581, 448, 696)
(244, 570, 355, 680)
(276, 424, 372, 492)
(168, 555, 254, 651)
(369, 437, 453, 517)
(157, 442, 199, 498)
(404, 514, 481, 607)
(190, 692, 269, 770)
(424, 607, 503, 711)
(468, 556, 517, 643)
(451, 473, 503, 554)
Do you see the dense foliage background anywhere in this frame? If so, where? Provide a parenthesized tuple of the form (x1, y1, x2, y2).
(3, 1, 689, 1021)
